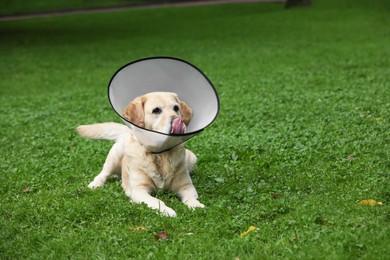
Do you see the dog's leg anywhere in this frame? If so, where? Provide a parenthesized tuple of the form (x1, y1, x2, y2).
(121, 165, 177, 217)
(130, 189, 177, 217)
(185, 149, 197, 173)
(88, 142, 123, 189)
(172, 172, 205, 210)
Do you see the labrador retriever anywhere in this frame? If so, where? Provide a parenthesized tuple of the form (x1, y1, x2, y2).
(77, 92, 204, 217)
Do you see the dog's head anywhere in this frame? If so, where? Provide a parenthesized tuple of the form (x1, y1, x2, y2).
(123, 92, 192, 134)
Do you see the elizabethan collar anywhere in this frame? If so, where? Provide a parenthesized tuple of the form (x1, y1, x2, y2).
(108, 57, 219, 153)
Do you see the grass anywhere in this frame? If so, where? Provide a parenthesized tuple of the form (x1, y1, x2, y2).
(1, 0, 389, 258)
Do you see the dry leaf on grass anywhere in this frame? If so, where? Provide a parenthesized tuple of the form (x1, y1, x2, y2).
(240, 226, 257, 238)
(23, 185, 31, 193)
(130, 226, 147, 232)
(154, 231, 169, 240)
(375, 116, 383, 122)
(357, 199, 384, 206)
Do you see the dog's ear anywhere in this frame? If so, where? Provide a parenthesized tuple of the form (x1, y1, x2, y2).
(123, 96, 145, 127)
(180, 101, 192, 126)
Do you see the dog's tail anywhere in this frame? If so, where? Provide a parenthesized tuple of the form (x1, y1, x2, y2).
(76, 122, 130, 142)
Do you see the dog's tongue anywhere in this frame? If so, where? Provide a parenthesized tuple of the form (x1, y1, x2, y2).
(171, 118, 186, 134)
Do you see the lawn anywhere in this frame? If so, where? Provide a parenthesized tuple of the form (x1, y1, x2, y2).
(1, 0, 389, 258)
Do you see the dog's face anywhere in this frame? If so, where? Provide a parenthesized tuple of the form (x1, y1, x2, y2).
(123, 92, 192, 134)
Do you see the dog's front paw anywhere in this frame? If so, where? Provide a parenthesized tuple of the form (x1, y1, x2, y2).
(184, 198, 205, 210)
(88, 179, 105, 189)
(160, 206, 177, 217)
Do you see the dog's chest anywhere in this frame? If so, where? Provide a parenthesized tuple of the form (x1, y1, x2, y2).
(125, 144, 186, 190)
(148, 154, 179, 189)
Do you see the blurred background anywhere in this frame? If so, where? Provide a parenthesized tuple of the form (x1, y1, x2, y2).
(0, 0, 307, 17)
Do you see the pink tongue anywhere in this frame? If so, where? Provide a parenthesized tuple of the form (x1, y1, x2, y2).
(171, 118, 186, 134)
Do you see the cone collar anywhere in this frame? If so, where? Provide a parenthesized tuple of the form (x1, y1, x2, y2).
(108, 57, 220, 153)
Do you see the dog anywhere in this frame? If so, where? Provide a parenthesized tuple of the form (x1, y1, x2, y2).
(77, 92, 205, 217)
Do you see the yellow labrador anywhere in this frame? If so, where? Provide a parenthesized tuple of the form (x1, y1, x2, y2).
(77, 92, 204, 217)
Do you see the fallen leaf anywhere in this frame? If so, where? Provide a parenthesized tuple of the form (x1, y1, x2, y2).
(130, 226, 147, 232)
(240, 226, 256, 238)
(357, 199, 384, 206)
(154, 231, 169, 240)
(23, 185, 31, 193)
(291, 236, 299, 241)
(375, 116, 383, 122)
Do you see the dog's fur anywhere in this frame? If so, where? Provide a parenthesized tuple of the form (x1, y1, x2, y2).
(77, 92, 204, 217)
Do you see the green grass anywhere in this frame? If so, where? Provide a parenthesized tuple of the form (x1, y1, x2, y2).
(1, 0, 390, 258)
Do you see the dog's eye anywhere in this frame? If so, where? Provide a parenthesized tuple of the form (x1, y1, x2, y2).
(152, 107, 162, 114)
(173, 105, 179, 112)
